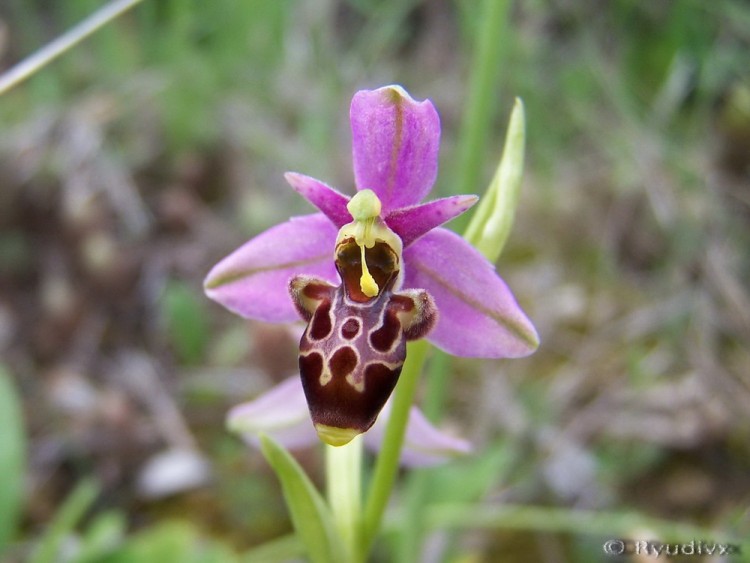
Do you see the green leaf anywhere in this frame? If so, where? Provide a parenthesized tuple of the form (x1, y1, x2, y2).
(259, 434, 345, 563)
(464, 97, 526, 262)
(0, 365, 26, 551)
(30, 479, 99, 563)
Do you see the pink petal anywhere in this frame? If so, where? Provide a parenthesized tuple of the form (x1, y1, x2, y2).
(204, 214, 339, 322)
(365, 403, 471, 467)
(403, 228, 539, 358)
(284, 172, 352, 228)
(386, 195, 478, 247)
(350, 86, 440, 212)
(227, 377, 318, 450)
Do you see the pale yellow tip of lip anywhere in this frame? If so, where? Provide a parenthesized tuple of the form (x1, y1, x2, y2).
(315, 424, 360, 447)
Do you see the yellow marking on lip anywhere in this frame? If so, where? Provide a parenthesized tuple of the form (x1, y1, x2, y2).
(319, 367, 332, 386)
(359, 244, 379, 297)
(345, 373, 365, 393)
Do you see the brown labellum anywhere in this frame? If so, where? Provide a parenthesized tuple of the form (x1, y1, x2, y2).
(289, 239, 436, 446)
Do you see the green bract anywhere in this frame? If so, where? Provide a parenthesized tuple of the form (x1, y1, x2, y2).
(464, 98, 527, 262)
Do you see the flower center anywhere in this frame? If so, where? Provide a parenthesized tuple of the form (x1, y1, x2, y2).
(336, 190, 403, 301)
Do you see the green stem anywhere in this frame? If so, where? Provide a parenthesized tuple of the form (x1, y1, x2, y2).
(326, 437, 364, 563)
(397, 4, 516, 553)
(453, 0, 511, 199)
(0, 0, 145, 96)
(393, 469, 430, 563)
(361, 339, 430, 557)
(394, 349, 452, 562)
(396, 3, 511, 558)
(395, 348, 456, 562)
(422, 350, 453, 422)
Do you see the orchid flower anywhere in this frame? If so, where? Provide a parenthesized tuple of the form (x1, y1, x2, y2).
(205, 85, 538, 450)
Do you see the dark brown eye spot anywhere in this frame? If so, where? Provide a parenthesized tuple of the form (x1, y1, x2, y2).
(392, 290, 437, 341)
(308, 301, 333, 340)
(329, 346, 358, 378)
(341, 318, 361, 340)
(369, 312, 401, 352)
(363, 242, 398, 290)
(302, 282, 334, 300)
(299, 352, 324, 382)
(389, 294, 415, 313)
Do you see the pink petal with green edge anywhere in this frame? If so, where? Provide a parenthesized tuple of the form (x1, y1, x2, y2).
(403, 228, 539, 358)
(204, 214, 339, 323)
(386, 194, 479, 247)
(365, 403, 471, 467)
(350, 86, 440, 212)
(284, 172, 352, 228)
(227, 376, 318, 450)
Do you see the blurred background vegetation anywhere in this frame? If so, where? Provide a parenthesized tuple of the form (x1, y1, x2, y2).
(1, 0, 749, 561)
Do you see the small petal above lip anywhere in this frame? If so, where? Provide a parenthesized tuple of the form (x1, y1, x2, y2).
(385, 194, 479, 247)
(285, 172, 352, 228)
(350, 85, 441, 212)
(403, 228, 539, 358)
(204, 213, 339, 323)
